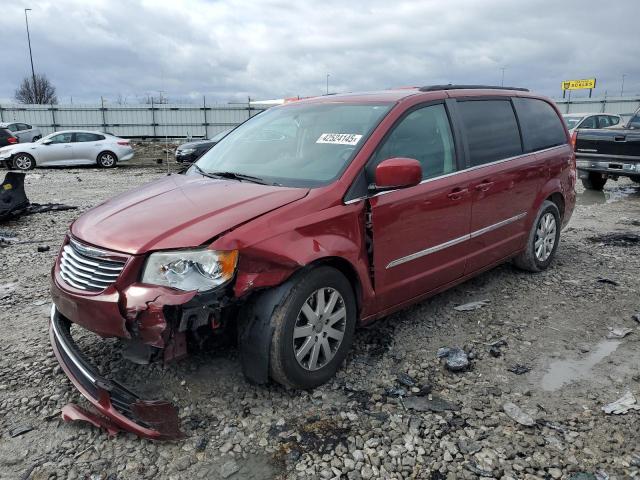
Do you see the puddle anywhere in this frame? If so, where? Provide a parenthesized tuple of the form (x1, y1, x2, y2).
(541, 339, 621, 391)
(577, 185, 640, 206)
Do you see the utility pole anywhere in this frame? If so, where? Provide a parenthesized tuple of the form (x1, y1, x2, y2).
(621, 74, 627, 97)
(500, 67, 506, 87)
(24, 8, 38, 103)
(326, 73, 330, 95)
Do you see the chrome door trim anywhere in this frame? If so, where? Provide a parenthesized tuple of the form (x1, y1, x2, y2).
(345, 144, 567, 205)
(385, 212, 527, 269)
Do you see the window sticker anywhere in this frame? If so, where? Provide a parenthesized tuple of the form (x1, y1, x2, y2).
(316, 133, 363, 146)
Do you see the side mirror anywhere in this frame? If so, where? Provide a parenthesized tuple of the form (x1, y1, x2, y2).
(41, 139, 52, 145)
(373, 157, 422, 191)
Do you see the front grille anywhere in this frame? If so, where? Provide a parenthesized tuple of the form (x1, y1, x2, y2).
(59, 239, 127, 292)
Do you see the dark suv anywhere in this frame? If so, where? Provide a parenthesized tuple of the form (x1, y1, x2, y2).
(50, 85, 575, 438)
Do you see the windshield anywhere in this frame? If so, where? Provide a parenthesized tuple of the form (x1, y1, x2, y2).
(209, 129, 233, 142)
(191, 102, 391, 187)
(562, 116, 583, 130)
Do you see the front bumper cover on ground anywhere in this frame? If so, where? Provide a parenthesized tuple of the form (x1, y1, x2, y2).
(49, 305, 181, 439)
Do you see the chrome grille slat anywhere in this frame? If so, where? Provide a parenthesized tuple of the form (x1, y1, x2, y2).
(59, 241, 127, 292)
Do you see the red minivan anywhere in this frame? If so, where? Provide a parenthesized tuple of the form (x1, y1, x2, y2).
(50, 85, 575, 438)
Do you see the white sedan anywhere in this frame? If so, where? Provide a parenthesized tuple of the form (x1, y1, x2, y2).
(0, 130, 134, 170)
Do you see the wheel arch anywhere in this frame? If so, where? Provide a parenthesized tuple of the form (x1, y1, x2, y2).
(97, 150, 118, 162)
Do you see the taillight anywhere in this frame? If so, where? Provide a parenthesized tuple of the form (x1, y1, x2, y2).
(8, 137, 17, 144)
(570, 131, 577, 150)
(117, 140, 130, 146)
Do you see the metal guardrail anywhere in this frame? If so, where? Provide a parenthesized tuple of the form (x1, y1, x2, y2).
(0, 101, 267, 139)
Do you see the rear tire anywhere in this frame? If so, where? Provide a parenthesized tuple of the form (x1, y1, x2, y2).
(514, 200, 561, 273)
(269, 267, 356, 389)
(97, 151, 117, 168)
(12, 153, 35, 171)
(32, 135, 41, 141)
(581, 172, 607, 190)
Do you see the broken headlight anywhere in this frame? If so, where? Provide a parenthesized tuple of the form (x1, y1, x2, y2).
(142, 249, 238, 292)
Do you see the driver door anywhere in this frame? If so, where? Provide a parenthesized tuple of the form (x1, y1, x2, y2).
(39, 132, 74, 165)
(368, 103, 472, 311)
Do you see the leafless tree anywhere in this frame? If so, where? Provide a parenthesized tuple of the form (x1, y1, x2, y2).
(14, 73, 58, 104)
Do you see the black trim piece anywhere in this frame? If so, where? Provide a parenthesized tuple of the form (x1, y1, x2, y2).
(419, 84, 529, 92)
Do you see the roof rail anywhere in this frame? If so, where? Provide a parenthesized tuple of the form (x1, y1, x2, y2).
(419, 84, 529, 92)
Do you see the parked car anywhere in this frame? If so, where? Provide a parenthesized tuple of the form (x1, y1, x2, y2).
(49, 85, 575, 438)
(574, 107, 640, 189)
(0, 130, 134, 170)
(562, 113, 622, 133)
(175, 129, 232, 163)
(0, 128, 18, 148)
(0, 122, 41, 142)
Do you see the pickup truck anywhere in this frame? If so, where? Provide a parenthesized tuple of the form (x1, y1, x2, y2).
(575, 107, 640, 190)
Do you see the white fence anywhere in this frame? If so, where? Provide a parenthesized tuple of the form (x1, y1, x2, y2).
(0, 102, 266, 139)
(554, 95, 640, 116)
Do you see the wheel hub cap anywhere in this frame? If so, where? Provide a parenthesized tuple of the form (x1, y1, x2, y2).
(534, 212, 556, 262)
(293, 287, 346, 371)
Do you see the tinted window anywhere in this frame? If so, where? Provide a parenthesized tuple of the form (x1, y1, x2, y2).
(6, 124, 18, 132)
(513, 98, 567, 151)
(75, 132, 104, 142)
(370, 104, 456, 180)
(48, 133, 73, 144)
(18, 123, 31, 130)
(457, 100, 522, 166)
(580, 116, 597, 129)
(608, 116, 620, 126)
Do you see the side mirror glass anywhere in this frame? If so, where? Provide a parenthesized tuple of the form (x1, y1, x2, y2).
(41, 139, 52, 145)
(373, 157, 422, 191)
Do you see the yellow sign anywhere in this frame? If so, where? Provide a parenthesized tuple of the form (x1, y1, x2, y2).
(562, 78, 596, 90)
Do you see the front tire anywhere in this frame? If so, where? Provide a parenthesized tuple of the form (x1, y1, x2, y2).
(12, 153, 35, 171)
(514, 200, 561, 272)
(269, 267, 356, 389)
(581, 172, 607, 190)
(97, 151, 117, 168)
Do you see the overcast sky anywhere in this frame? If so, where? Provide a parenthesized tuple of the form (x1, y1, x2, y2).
(2, 0, 639, 104)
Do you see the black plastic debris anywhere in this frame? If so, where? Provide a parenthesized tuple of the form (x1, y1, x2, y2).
(596, 277, 619, 286)
(464, 462, 494, 477)
(507, 363, 531, 375)
(37, 245, 50, 252)
(417, 384, 433, 396)
(631, 312, 640, 324)
(0, 172, 29, 220)
(437, 347, 470, 372)
(10, 424, 34, 438)
(195, 436, 208, 452)
(396, 373, 418, 388)
(403, 394, 460, 413)
(384, 386, 407, 398)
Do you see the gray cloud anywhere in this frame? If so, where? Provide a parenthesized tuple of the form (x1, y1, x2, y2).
(2, 0, 639, 104)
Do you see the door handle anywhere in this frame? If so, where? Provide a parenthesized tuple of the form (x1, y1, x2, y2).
(614, 136, 626, 142)
(447, 188, 468, 200)
(64, 145, 72, 148)
(474, 181, 495, 192)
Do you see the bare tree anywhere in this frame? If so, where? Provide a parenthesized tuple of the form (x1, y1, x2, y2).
(14, 73, 58, 104)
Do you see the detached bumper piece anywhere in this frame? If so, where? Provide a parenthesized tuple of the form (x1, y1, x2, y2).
(50, 306, 182, 440)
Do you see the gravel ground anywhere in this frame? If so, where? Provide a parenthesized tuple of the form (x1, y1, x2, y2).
(0, 165, 639, 480)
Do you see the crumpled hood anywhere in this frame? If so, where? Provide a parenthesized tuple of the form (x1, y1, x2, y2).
(71, 174, 309, 254)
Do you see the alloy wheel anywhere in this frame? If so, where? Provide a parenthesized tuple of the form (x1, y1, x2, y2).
(100, 153, 115, 167)
(534, 212, 556, 262)
(14, 155, 33, 170)
(293, 287, 347, 371)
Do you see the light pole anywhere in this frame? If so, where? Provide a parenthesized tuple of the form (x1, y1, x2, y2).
(24, 8, 38, 103)
(500, 66, 506, 87)
(621, 74, 627, 97)
(326, 73, 330, 95)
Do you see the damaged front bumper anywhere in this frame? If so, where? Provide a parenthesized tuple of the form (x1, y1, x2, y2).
(49, 305, 182, 439)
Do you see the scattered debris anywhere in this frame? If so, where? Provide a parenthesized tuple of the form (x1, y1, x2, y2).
(632, 312, 640, 323)
(384, 386, 407, 398)
(61, 404, 121, 437)
(536, 419, 568, 434)
(195, 436, 208, 452)
(396, 373, 418, 388)
(37, 245, 50, 253)
(602, 391, 640, 415)
(588, 232, 640, 247)
(464, 462, 494, 477)
(568, 473, 597, 480)
(0, 282, 18, 298)
(453, 299, 490, 311)
(403, 394, 460, 413)
(606, 327, 633, 339)
(507, 363, 531, 375)
(437, 347, 470, 372)
(596, 277, 619, 286)
(503, 402, 535, 426)
(416, 384, 433, 396)
(10, 424, 34, 438)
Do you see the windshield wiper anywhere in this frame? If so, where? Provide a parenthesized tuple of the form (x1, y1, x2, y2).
(192, 164, 218, 179)
(208, 171, 269, 185)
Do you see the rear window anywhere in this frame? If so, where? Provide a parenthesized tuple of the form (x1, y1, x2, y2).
(75, 132, 105, 142)
(513, 98, 567, 152)
(457, 100, 522, 166)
